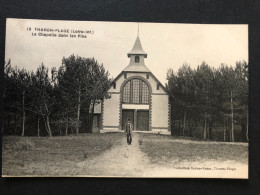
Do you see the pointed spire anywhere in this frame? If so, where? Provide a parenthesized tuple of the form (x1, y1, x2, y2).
(127, 36, 147, 58)
(124, 23, 149, 72)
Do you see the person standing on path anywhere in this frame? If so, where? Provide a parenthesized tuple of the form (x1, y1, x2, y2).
(125, 119, 133, 145)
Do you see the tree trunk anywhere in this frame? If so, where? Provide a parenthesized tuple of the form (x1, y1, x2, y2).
(178, 118, 181, 136)
(65, 116, 68, 136)
(228, 118, 231, 141)
(43, 115, 48, 135)
(223, 116, 226, 142)
(187, 120, 191, 136)
(204, 116, 207, 140)
(209, 120, 213, 140)
(183, 109, 186, 136)
(227, 117, 230, 141)
(76, 86, 81, 134)
(15, 114, 17, 135)
(46, 115, 52, 137)
(231, 91, 234, 142)
(37, 116, 40, 137)
(241, 120, 246, 142)
(207, 119, 210, 139)
(22, 90, 25, 136)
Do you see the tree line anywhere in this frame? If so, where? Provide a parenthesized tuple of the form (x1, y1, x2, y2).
(166, 61, 248, 142)
(3, 55, 111, 136)
(3, 55, 248, 142)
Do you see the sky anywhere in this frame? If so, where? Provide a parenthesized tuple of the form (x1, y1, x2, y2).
(5, 18, 248, 84)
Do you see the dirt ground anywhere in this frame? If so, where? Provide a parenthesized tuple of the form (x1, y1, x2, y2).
(75, 133, 151, 177)
(2, 133, 248, 178)
(76, 133, 248, 178)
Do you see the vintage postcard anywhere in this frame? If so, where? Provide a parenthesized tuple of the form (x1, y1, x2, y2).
(2, 18, 248, 178)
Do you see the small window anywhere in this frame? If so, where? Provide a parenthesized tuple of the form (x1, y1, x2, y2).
(157, 83, 160, 90)
(113, 82, 116, 89)
(135, 56, 140, 63)
(146, 73, 149, 79)
(124, 72, 127, 79)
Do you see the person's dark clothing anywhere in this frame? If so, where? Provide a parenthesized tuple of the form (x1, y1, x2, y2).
(125, 122, 133, 145)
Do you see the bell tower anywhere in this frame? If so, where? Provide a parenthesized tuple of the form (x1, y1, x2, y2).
(123, 26, 150, 72)
(127, 35, 147, 66)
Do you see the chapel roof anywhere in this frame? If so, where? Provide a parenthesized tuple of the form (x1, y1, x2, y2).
(127, 36, 147, 58)
(123, 63, 151, 72)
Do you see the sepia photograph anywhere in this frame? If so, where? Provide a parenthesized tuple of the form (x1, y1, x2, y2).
(2, 18, 248, 178)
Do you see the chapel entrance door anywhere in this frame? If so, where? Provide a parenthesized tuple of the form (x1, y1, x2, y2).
(122, 109, 134, 130)
(137, 110, 149, 131)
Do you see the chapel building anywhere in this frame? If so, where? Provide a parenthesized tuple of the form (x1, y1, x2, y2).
(92, 35, 170, 133)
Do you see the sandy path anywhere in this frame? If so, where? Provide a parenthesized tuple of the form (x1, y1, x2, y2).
(76, 133, 151, 177)
(75, 133, 248, 178)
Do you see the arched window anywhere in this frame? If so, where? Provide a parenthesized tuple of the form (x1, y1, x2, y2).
(135, 56, 140, 63)
(122, 79, 149, 104)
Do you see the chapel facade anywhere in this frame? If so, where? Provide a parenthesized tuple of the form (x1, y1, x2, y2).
(92, 36, 170, 133)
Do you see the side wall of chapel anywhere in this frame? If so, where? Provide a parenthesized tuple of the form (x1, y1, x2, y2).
(103, 93, 120, 129)
(151, 94, 169, 131)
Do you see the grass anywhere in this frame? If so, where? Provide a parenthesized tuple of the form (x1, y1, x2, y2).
(2, 132, 248, 176)
(2, 133, 122, 176)
(138, 133, 248, 166)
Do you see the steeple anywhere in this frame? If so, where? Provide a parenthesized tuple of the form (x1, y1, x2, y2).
(127, 36, 147, 58)
(123, 34, 150, 72)
(123, 23, 150, 72)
